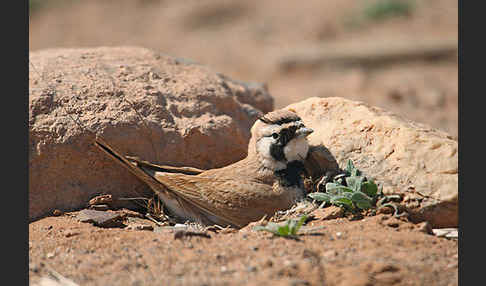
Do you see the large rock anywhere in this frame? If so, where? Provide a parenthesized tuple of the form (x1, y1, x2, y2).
(288, 97, 457, 228)
(29, 46, 273, 221)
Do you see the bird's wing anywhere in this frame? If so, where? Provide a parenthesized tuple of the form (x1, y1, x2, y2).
(152, 172, 292, 228)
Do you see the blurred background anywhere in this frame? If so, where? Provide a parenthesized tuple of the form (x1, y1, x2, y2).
(29, 0, 458, 138)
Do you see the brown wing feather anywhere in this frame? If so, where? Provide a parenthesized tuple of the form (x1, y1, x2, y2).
(153, 172, 293, 227)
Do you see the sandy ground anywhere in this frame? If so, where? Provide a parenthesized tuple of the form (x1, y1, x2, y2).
(29, 1, 458, 285)
(29, 210, 458, 286)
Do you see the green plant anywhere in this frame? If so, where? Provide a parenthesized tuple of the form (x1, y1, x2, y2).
(363, 0, 414, 21)
(308, 160, 381, 211)
(253, 215, 307, 238)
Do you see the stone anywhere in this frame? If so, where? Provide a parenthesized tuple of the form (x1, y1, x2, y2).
(76, 209, 124, 228)
(88, 194, 113, 206)
(29, 47, 273, 221)
(309, 206, 344, 220)
(52, 209, 63, 216)
(89, 204, 110, 211)
(432, 228, 458, 239)
(288, 97, 457, 228)
(126, 224, 154, 231)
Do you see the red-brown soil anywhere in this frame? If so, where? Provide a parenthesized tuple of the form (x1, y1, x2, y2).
(29, 210, 458, 286)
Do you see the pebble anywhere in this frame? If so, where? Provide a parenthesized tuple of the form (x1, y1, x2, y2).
(52, 209, 63, 216)
(76, 209, 124, 228)
(126, 224, 154, 231)
(64, 230, 81, 238)
(89, 204, 110, 211)
(432, 228, 458, 239)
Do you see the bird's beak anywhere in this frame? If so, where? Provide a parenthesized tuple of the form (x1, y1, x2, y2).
(295, 127, 313, 138)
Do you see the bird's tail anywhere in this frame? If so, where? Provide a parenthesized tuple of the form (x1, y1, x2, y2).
(94, 135, 167, 193)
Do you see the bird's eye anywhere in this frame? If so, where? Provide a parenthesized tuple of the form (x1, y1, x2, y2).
(272, 133, 279, 139)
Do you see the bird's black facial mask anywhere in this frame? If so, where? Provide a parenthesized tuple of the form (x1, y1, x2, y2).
(268, 126, 298, 162)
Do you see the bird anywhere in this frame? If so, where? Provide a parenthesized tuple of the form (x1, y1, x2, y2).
(94, 109, 314, 229)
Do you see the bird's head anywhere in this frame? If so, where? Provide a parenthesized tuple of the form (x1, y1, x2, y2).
(249, 109, 313, 171)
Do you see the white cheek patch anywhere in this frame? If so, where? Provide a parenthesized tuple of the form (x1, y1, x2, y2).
(283, 137, 309, 162)
(256, 137, 286, 170)
(256, 137, 273, 159)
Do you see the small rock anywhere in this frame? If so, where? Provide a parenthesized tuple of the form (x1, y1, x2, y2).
(88, 194, 113, 206)
(447, 261, 458, 268)
(371, 263, 400, 274)
(380, 216, 401, 228)
(52, 209, 63, 216)
(126, 224, 154, 231)
(283, 260, 297, 268)
(220, 266, 232, 274)
(64, 230, 80, 238)
(89, 204, 110, 211)
(310, 206, 344, 220)
(46, 252, 55, 259)
(387, 221, 400, 228)
(76, 209, 125, 228)
(432, 228, 458, 239)
(119, 208, 145, 218)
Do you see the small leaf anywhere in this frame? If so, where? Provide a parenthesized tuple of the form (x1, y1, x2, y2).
(293, 215, 307, 235)
(345, 176, 364, 192)
(308, 192, 331, 202)
(355, 200, 372, 210)
(277, 224, 290, 236)
(345, 160, 361, 177)
(345, 159, 355, 174)
(362, 180, 378, 197)
(351, 192, 373, 209)
(288, 218, 298, 234)
(326, 183, 354, 195)
(331, 196, 354, 208)
(262, 222, 281, 234)
(252, 226, 266, 232)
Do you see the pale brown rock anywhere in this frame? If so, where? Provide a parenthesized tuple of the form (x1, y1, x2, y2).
(288, 97, 458, 228)
(29, 47, 273, 221)
(310, 206, 344, 221)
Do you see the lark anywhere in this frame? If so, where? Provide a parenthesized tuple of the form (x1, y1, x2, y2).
(95, 109, 313, 228)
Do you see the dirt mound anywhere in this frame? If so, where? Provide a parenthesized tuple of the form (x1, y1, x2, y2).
(29, 46, 273, 221)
